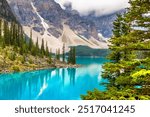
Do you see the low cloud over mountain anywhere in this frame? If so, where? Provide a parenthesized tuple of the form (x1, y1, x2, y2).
(55, 0, 129, 16)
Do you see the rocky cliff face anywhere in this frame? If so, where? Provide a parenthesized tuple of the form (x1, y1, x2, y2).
(7, 0, 121, 51)
(0, 0, 16, 21)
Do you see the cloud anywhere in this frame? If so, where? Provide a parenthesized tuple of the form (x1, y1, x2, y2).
(55, 0, 129, 16)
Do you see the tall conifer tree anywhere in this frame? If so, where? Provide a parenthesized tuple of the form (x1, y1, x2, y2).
(62, 43, 65, 62)
(82, 0, 150, 100)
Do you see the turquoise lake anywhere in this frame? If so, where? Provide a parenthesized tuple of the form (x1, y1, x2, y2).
(0, 57, 108, 100)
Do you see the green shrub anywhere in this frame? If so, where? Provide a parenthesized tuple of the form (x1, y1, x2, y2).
(29, 59, 33, 64)
(11, 65, 20, 72)
(9, 52, 16, 61)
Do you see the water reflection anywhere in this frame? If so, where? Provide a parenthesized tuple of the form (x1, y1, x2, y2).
(0, 58, 108, 100)
(67, 68, 76, 86)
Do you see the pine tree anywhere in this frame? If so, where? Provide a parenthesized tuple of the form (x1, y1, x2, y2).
(23, 35, 29, 53)
(31, 46, 36, 56)
(68, 47, 76, 64)
(15, 23, 19, 47)
(62, 43, 65, 62)
(9, 22, 13, 45)
(16, 24, 21, 47)
(82, 0, 150, 100)
(41, 38, 45, 56)
(126, 0, 150, 95)
(19, 43, 24, 55)
(56, 48, 60, 60)
(19, 29, 26, 55)
(35, 37, 39, 55)
(108, 14, 130, 62)
(13, 23, 19, 51)
(45, 41, 49, 56)
(48, 48, 52, 64)
(29, 28, 33, 51)
(3, 20, 10, 45)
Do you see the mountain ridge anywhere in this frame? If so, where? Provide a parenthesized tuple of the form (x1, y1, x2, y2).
(7, 0, 122, 52)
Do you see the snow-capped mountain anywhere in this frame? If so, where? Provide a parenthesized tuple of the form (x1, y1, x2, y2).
(7, 0, 121, 52)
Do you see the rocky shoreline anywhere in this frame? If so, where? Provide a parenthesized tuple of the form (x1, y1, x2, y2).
(52, 60, 81, 68)
(0, 47, 81, 74)
(0, 61, 81, 74)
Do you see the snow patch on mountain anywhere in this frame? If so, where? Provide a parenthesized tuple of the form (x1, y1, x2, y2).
(8, 0, 110, 53)
(31, 2, 49, 36)
(61, 25, 108, 49)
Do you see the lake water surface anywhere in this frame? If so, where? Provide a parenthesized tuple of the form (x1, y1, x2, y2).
(0, 57, 108, 100)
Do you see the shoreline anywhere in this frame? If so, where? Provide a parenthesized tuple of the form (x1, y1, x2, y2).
(0, 46, 81, 74)
(0, 62, 81, 74)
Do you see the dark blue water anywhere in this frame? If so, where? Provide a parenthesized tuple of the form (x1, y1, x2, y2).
(0, 57, 108, 100)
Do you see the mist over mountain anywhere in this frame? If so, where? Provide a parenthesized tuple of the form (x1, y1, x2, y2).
(55, 0, 129, 16)
(7, 0, 125, 52)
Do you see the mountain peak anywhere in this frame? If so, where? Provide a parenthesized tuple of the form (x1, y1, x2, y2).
(6, 0, 120, 52)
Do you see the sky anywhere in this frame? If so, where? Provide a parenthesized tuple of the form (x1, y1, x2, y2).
(55, 0, 129, 16)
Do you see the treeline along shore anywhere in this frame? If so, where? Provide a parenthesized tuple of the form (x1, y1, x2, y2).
(0, 18, 78, 74)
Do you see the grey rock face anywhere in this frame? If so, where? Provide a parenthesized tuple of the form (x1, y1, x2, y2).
(82, 13, 118, 38)
(7, 0, 122, 40)
(0, 0, 16, 21)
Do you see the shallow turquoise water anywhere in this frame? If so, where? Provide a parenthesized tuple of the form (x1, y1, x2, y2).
(0, 57, 108, 100)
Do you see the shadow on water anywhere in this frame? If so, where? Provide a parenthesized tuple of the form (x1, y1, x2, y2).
(0, 57, 108, 100)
